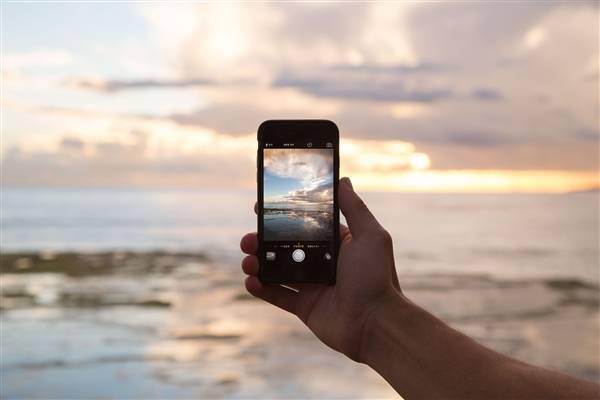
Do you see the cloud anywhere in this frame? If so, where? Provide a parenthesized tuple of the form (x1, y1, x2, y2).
(1, 130, 255, 188)
(273, 69, 453, 103)
(405, 3, 558, 65)
(64, 77, 215, 93)
(3, 116, 596, 192)
(60, 137, 86, 151)
(271, 62, 453, 103)
(282, 180, 333, 205)
(169, 103, 269, 135)
(138, 3, 418, 81)
(4, 1, 598, 190)
(329, 63, 447, 74)
(265, 148, 332, 186)
(470, 88, 503, 101)
(55, 3, 598, 150)
(144, 2, 596, 153)
(415, 141, 599, 171)
(264, 148, 334, 205)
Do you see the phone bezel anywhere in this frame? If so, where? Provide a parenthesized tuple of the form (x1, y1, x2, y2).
(257, 119, 340, 285)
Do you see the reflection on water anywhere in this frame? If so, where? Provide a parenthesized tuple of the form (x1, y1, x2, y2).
(1, 255, 598, 399)
(0, 255, 396, 399)
(1, 190, 599, 398)
(264, 209, 333, 241)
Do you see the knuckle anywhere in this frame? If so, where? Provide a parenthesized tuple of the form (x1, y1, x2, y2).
(377, 229, 393, 246)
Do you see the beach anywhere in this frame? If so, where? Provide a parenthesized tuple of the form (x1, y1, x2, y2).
(4, 2, 598, 398)
(1, 189, 598, 398)
(1, 251, 599, 399)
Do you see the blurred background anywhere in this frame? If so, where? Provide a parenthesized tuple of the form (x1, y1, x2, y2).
(1, 2, 598, 399)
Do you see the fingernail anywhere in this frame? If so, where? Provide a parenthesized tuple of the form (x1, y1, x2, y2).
(341, 177, 353, 190)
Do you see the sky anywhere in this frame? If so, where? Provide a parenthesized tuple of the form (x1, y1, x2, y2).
(1, 2, 598, 192)
(264, 148, 333, 209)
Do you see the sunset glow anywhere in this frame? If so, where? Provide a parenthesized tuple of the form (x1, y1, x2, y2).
(2, 3, 598, 193)
(408, 153, 431, 170)
(347, 170, 599, 193)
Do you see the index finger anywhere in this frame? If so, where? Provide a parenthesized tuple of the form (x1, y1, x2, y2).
(240, 232, 258, 255)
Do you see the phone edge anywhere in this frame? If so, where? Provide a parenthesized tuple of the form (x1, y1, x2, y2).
(256, 119, 339, 285)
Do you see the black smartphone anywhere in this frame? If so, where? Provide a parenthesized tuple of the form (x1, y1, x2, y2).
(257, 120, 339, 284)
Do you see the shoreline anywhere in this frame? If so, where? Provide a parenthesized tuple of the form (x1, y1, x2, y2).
(1, 250, 598, 397)
(1, 250, 598, 285)
(1, 251, 209, 276)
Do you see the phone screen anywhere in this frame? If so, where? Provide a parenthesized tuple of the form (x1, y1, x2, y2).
(257, 120, 339, 284)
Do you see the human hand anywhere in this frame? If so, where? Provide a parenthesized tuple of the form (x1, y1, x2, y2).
(242, 178, 600, 399)
(240, 177, 403, 362)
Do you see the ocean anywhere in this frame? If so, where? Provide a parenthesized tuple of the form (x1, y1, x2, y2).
(1, 187, 598, 398)
(264, 208, 333, 241)
(2, 187, 598, 282)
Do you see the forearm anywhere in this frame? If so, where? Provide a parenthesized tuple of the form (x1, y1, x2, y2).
(361, 294, 600, 400)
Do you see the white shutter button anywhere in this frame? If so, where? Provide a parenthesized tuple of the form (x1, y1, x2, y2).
(292, 249, 305, 263)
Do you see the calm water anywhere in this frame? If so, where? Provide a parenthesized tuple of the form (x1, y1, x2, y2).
(264, 209, 333, 241)
(2, 187, 598, 282)
(2, 187, 599, 399)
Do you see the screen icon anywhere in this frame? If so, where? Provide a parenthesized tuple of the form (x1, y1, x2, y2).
(324, 252, 332, 261)
(326, 142, 333, 148)
(292, 249, 305, 263)
(306, 142, 312, 148)
(266, 251, 276, 261)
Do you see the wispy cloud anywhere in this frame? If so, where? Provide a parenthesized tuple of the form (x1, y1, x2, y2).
(265, 149, 332, 186)
(470, 88, 503, 101)
(273, 74, 453, 103)
(64, 77, 215, 93)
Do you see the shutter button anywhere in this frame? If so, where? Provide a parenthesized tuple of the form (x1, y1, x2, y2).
(292, 249, 305, 263)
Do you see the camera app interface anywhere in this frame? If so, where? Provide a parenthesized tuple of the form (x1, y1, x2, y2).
(263, 146, 334, 269)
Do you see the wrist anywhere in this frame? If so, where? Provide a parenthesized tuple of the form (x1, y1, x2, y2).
(357, 290, 414, 364)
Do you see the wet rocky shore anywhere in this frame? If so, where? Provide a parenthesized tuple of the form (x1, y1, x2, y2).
(1, 252, 598, 399)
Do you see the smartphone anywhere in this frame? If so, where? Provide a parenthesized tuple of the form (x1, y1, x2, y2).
(257, 120, 339, 284)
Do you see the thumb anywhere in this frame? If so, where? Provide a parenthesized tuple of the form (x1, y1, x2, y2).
(339, 177, 380, 237)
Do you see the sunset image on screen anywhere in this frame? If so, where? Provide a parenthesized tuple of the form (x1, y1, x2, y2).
(263, 148, 333, 241)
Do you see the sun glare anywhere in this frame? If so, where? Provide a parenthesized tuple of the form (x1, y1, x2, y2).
(408, 153, 431, 170)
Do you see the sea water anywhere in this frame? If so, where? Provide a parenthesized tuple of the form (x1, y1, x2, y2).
(2, 187, 598, 282)
(1, 187, 599, 398)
